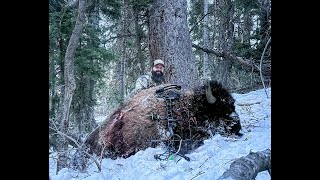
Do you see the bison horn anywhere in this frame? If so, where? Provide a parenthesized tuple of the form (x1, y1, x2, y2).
(205, 80, 216, 104)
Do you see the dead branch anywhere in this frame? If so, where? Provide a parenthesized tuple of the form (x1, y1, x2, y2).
(191, 43, 271, 77)
(49, 126, 102, 172)
(236, 102, 261, 106)
(189, 12, 212, 33)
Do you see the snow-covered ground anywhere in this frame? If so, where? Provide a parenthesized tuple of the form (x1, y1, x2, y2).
(49, 87, 271, 180)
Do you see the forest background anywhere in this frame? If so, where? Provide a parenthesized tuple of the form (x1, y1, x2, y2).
(49, 0, 271, 173)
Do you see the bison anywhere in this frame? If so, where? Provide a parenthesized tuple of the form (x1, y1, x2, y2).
(85, 80, 242, 160)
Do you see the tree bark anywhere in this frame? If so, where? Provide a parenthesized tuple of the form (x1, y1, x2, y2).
(73, 75, 97, 134)
(49, 58, 56, 117)
(133, 5, 145, 75)
(218, 149, 271, 180)
(243, 7, 251, 45)
(216, 0, 234, 88)
(148, 0, 199, 89)
(202, 0, 209, 80)
(73, 1, 99, 134)
(56, 0, 88, 174)
(119, 0, 128, 102)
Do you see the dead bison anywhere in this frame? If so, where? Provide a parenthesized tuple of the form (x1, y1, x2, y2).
(85, 80, 242, 160)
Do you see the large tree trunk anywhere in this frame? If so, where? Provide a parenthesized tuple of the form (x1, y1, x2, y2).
(202, 0, 209, 80)
(133, 5, 145, 75)
(148, 0, 199, 89)
(49, 58, 56, 118)
(218, 149, 271, 180)
(243, 8, 251, 45)
(119, 0, 129, 103)
(73, 75, 97, 134)
(87, 78, 97, 131)
(216, 0, 234, 88)
(56, 0, 88, 174)
(257, 0, 271, 43)
(73, 1, 99, 134)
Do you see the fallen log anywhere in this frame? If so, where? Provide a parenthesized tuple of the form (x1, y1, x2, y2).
(218, 149, 271, 180)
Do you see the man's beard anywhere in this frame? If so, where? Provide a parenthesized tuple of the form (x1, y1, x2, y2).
(151, 70, 165, 84)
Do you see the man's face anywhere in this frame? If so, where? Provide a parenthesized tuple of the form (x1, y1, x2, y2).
(151, 64, 165, 84)
(152, 64, 164, 74)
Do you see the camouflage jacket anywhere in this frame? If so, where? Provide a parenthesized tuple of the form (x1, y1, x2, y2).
(128, 72, 162, 98)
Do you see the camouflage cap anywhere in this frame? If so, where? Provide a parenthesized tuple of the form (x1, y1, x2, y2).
(153, 59, 165, 67)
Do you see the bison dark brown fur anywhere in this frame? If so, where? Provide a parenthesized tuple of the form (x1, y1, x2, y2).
(85, 80, 242, 159)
